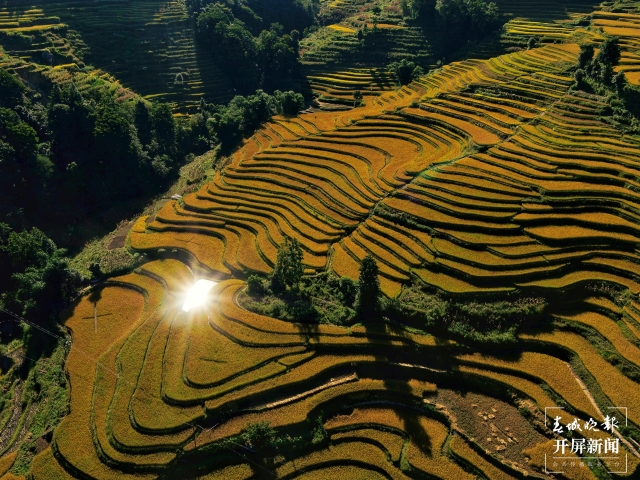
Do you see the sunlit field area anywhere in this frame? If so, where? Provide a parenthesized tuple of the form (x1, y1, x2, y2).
(2, 0, 640, 478)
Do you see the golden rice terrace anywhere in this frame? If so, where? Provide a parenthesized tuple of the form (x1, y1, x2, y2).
(6, 1, 640, 479)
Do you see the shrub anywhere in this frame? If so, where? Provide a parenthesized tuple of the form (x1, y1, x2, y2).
(274, 90, 305, 115)
(242, 420, 278, 453)
(247, 275, 265, 296)
(311, 414, 327, 444)
(384, 285, 548, 344)
(388, 58, 424, 86)
(240, 272, 355, 325)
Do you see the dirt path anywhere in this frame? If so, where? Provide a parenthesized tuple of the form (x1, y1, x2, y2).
(249, 373, 358, 411)
(565, 362, 640, 458)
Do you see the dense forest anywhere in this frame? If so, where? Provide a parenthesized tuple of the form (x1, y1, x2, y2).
(190, 0, 317, 93)
(404, 0, 501, 52)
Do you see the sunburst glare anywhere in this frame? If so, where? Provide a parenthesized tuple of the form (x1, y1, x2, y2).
(182, 279, 217, 312)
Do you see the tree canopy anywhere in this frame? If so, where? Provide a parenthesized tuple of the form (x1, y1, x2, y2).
(0, 223, 80, 324)
(203, 89, 303, 152)
(388, 58, 424, 85)
(0, 68, 205, 245)
(595, 37, 621, 67)
(187, 0, 317, 35)
(0, 68, 25, 109)
(270, 236, 304, 293)
(578, 44, 594, 68)
(356, 255, 381, 320)
(196, 2, 303, 94)
(437, 0, 500, 40)
(405, 0, 501, 53)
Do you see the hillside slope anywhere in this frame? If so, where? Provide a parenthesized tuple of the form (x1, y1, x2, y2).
(0, 0, 233, 112)
(30, 40, 640, 480)
(5, 1, 640, 479)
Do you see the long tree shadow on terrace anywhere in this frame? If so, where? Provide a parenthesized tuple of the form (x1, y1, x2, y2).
(357, 314, 449, 461)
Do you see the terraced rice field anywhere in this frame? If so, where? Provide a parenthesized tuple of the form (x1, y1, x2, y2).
(27, 261, 459, 478)
(29, 24, 640, 475)
(590, 8, 640, 85)
(26, 271, 401, 474)
(0, 0, 232, 112)
(300, 3, 433, 75)
(32, 253, 640, 477)
(492, 0, 640, 80)
(493, 0, 603, 21)
(304, 66, 397, 107)
(129, 43, 640, 299)
(462, 0, 605, 58)
(17, 0, 640, 475)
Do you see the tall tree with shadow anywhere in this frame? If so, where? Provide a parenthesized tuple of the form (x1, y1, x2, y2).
(356, 255, 382, 321)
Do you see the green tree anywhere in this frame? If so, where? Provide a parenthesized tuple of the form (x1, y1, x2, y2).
(353, 90, 363, 107)
(355, 255, 381, 320)
(0, 68, 25, 108)
(407, 0, 437, 19)
(573, 68, 586, 90)
(388, 58, 424, 85)
(207, 90, 278, 149)
(0, 108, 38, 162)
(151, 102, 176, 149)
(256, 24, 299, 91)
(0, 224, 81, 321)
(196, 3, 259, 92)
(88, 262, 102, 279)
(134, 100, 153, 145)
(578, 44, 594, 68)
(599, 62, 614, 85)
(371, 6, 381, 31)
(595, 37, 621, 67)
(338, 277, 357, 306)
(247, 275, 265, 295)
(273, 90, 305, 115)
(435, 0, 500, 46)
(196, 3, 303, 94)
(241, 421, 278, 464)
(613, 71, 627, 92)
(270, 236, 304, 293)
(290, 29, 300, 52)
